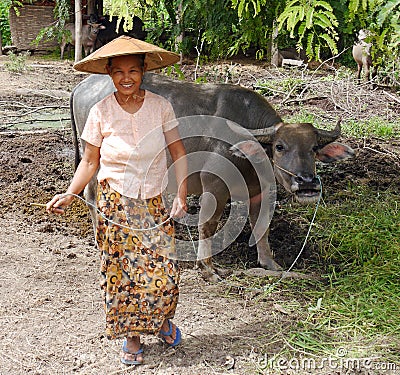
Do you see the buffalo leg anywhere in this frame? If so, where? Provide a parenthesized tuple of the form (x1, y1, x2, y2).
(197, 175, 230, 282)
(363, 60, 370, 82)
(248, 193, 282, 271)
(356, 63, 362, 81)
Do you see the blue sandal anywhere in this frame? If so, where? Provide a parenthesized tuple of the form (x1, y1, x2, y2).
(120, 338, 144, 365)
(159, 320, 182, 347)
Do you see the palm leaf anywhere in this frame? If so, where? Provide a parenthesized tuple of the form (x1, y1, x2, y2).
(298, 20, 306, 38)
(305, 7, 314, 29)
(314, 43, 321, 60)
(319, 33, 338, 55)
(306, 32, 315, 57)
(314, 0, 333, 12)
(377, 0, 400, 26)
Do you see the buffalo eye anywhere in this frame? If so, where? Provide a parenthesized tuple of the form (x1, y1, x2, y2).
(275, 144, 285, 152)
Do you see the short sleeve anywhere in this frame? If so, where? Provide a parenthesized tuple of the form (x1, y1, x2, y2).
(162, 100, 179, 133)
(81, 105, 103, 147)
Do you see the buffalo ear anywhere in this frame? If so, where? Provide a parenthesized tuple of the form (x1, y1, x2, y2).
(230, 140, 267, 163)
(317, 142, 354, 163)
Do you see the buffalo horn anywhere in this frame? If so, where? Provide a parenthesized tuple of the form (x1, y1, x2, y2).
(248, 126, 276, 143)
(317, 120, 342, 145)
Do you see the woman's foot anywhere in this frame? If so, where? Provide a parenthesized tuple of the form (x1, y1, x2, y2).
(159, 319, 182, 347)
(120, 336, 143, 365)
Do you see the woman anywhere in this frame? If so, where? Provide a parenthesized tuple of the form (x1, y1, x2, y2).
(46, 36, 187, 366)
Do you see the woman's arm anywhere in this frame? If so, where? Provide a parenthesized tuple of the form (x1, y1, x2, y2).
(46, 143, 100, 214)
(165, 127, 187, 218)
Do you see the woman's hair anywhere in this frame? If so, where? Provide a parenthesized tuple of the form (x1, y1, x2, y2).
(107, 54, 145, 69)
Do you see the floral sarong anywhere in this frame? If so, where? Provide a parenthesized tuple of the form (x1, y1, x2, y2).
(96, 180, 179, 339)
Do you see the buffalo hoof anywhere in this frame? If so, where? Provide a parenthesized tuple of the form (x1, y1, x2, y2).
(202, 270, 223, 283)
(197, 262, 232, 282)
(259, 258, 283, 271)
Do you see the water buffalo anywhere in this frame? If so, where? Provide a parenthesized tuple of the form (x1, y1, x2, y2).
(60, 21, 105, 59)
(70, 73, 354, 281)
(352, 29, 377, 83)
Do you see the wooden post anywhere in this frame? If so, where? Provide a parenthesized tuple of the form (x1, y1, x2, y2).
(75, 0, 82, 62)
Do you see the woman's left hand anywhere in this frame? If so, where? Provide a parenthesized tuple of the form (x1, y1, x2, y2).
(170, 196, 187, 218)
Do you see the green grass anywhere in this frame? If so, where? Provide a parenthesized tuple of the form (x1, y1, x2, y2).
(277, 186, 400, 359)
(285, 111, 400, 139)
(232, 184, 400, 366)
(344, 117, 400, 138)
(312, 187, 399, 333)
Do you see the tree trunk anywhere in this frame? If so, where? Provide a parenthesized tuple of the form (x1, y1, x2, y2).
(75, 0, 82, 62)
(269, 20, 279, 64)
(0, 30, 3, 56)
(175, 1, 184, 63)
(87, 0, 96, 16)
(98, 0, 103, 16)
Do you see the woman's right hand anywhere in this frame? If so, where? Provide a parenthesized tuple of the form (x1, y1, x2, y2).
(46, 193, 75, 215)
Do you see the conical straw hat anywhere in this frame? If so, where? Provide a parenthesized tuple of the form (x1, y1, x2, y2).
(73, 35, 180, 74)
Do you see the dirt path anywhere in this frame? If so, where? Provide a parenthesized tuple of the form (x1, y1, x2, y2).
(0, 211, 290, 375)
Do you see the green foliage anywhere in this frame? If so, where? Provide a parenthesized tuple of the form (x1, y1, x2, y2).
(104, 0, 151, 31)
(32, 0, 71, 47)
(375, 0, 400, 55)
(0, 1, 25, 46)
(199, 1, 240, 58)
(277, 0, 339, 61)
(0, 1, 11, 46)
(230, 0, 282, 59)
(232, 0, 266, 18)
(4, 51, 30, 73)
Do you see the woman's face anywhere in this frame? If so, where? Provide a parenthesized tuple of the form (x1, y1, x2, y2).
(107, 55, 146, 97)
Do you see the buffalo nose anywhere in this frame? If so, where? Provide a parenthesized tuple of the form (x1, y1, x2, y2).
(295, 174, 317, 184)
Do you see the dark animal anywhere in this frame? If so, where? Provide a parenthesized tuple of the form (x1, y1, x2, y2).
(60, 21, 105, 59)
(352, 30, 377, 82)
(272, 47, 307, 67)
(70, 73, 354, 282)
(95, 15, 147, 49)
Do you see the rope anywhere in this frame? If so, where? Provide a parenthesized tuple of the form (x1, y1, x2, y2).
(58, 193, 172, 232)
(272, 161, 298, 177)
(33, 177, 322, 294)
(220, 175, 323, 294)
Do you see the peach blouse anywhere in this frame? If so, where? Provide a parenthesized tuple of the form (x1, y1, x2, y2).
(81, 91, 177, 199)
